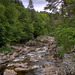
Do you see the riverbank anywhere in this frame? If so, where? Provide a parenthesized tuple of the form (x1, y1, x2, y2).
(0, 36, 75, 75)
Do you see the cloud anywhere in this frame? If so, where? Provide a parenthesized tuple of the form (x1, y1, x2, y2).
(21, 0, 48, 11)
(33, 0, 47, 4)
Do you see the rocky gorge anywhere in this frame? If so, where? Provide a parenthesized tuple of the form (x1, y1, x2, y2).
(0, 36, 75, 75)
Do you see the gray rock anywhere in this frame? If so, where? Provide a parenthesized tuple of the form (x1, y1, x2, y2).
(25, 40, 37, 46)
(4, 69, 17, 75)
(15, 68, 29, 72)
(0, 60, 4, 64)
(59, 54, 75, 75)
(37, 36, 54, 45)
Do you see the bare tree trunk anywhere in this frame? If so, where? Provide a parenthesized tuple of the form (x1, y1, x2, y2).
(61, 4, 64, 17)
(63, 0, 71, 17)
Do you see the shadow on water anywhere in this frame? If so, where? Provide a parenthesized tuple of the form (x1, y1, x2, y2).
(16, 69, 35, 75)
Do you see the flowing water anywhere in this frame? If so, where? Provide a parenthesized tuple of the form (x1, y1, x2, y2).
(0, 46, 57, 75)
(25, 46, 57, 75)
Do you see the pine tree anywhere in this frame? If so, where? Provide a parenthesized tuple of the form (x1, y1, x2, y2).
(12, 0, 24, 7)
(28, 0, 34, 9)
(45, 0, 62, 13)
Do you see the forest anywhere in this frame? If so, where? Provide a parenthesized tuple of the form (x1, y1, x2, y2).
(0, 0, 75, 55)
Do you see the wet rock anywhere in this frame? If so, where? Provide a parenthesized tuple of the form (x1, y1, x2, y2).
(12, 55, 27, 62)
(0, 53, 5, 60)
(0, 55, 10, 64)
(25, 40, 37, 46)
(0, 36, 62, 75)
(15, 65, 41, 73)
(42, 62, 59, 75)
(11, 46, 23, 51)
(15, 68, 29, 72)
(7, 63, 28, 68)
(42, 67, 59, 75)
(0, 53, 4, 56)
(27, 46, 48, 62)
(44, 62, 54, 67)
(0, 60, 4, 64)
(15, 63, 28, 68)
(31, 65, 41, 69)
(4, 69, 17, 75)
(9, 55, 15, 60)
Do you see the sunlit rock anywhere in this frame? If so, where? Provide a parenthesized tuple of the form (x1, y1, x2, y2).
(4, 69, 17, 75)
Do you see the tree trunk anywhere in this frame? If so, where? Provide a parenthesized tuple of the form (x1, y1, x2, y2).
(61, 4, 64, 17)
(63, 0, 71, 17)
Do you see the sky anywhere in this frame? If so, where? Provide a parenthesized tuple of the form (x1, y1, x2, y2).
(21, 0, 49, 12)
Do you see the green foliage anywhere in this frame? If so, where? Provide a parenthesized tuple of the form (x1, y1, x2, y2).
(72, 53, 75, 62)
(0, 0, 50, 52)
(66, 0, 71, 3)
(55, 27, 75, 54)
(57, 48, 67, 55)
(0, 0, 10, 6)
(5, 4, 19, 24)
(33, 12, 48, 37)
(0, 45, 12, 53)
(0, 0, 75, 55)
(0, 3, 6, 22)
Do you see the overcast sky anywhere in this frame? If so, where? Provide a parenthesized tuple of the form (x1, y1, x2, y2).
(21, 0, 49, 12)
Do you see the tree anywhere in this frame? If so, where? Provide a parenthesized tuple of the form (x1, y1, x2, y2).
(12, 0, 24, 7)
(45, 0, 75, 17)
(0, 0, 10, 6)
(45, 0, 62, 13)
(28, 0, 34, 10)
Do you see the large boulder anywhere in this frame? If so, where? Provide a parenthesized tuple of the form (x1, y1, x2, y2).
(59, 54, 75, 75)
(25, 40, 37, 46)
(37, 36, 54, 45)
(15, 68, 29, 72)
(25, 40, 43, 46)
(42, 67, 59, 75)
(42, 62, 59, 75)
(4, 69, 17, 75)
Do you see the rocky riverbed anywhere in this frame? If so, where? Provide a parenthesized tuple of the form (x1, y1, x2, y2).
(0, 36, 75, 75)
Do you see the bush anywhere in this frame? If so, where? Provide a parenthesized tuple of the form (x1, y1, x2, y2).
(56, 27, 75, 54)
(0, 45, 12, 53)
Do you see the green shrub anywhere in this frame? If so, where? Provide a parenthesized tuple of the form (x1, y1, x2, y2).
(56, 27, 75, 54)
(0, 45, 12, 53)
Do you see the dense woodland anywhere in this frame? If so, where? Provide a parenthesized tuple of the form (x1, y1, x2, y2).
(0, 0, 75, 55)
